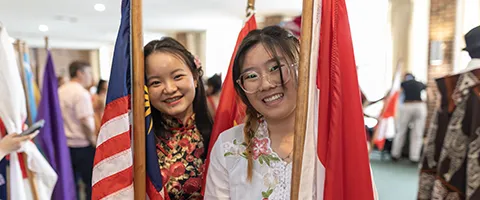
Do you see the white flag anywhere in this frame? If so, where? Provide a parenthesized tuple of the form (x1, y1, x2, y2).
(0, 25, 57, 200)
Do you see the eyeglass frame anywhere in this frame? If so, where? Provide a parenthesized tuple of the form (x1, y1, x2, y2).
(235, 63, 298, 94)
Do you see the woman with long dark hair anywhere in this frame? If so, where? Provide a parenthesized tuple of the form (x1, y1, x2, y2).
(144, 37, 212, 200)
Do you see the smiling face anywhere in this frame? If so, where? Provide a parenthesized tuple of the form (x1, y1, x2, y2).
(146, 52, 197, 122)
(240, 43, 297, 122)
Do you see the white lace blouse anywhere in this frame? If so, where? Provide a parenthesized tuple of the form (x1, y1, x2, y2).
(204, 122, 292, 200)
(204, 121, 380, 200)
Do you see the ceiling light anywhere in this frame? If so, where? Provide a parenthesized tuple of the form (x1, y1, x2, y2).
(54, 15, 78, 23)
(38, 25, 49, 32)
(94, 4, 106, 12)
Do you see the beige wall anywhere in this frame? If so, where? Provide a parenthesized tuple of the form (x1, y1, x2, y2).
(30, 48, 99, 88)
(259, 15, 285, 28)
(425, 0, 458, 131)
(390, 0, 413, 75)
(174, 31, 207, 77)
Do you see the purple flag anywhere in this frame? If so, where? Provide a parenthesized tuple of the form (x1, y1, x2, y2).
(36, 52, 77, 200)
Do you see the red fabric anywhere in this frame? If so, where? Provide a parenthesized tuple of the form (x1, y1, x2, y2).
(0, 120, 5, 138)
(289, 16, 302, 37)
(381, 91, 400, 118)
(0, 120, 7, 161)
(316, 0, 374, 199)
(101, 95, 130, 125)
(374, 66, 402, 150)
(374, 91, 400, 150)
(201, 15, 257, 195)
(374, 137, 386, 151)
(0, 119, 28, 178)
(91, 167, 133, 200)
(17, 153, 28, 179)
(147, 176, 170, 200)
(93, 130, 130, 166)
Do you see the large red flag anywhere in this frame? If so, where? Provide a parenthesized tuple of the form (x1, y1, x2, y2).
(201, 14, 257, 194)
(209, 15, 257, 139)
(316, 0, 374, 198)
(298, 0, 375, 199)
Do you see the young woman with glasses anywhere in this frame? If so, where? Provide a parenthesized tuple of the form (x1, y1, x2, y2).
(204, 25, 299, 200)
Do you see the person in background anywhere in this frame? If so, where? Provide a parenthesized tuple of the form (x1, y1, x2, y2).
(58, 61, 96, 200)
(92, 79, 108, 135)
(391, 73, 427, 163)
(206, 74, 222, 119)
(57, 76, 66, 88)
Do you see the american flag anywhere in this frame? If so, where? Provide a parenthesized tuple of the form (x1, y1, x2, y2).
(91, 0, 165, 199)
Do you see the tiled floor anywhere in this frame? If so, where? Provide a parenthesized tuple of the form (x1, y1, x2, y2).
(370, 151, 420, 200)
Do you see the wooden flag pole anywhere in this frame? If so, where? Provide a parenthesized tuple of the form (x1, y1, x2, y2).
(22, 154, 39, 200)
(22, 42, 39, 107)
(247, 0, 255, 11)
(131, 0, 146, 199)
(44, 36, 49, 50)
(15, 41, 33, 126)
(291, 0, 314, 199)
(246, 0, 255, 17)
(15, 40, 40, 200)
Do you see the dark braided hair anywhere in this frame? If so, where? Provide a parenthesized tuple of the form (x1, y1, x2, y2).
(144, 37, 213, 158)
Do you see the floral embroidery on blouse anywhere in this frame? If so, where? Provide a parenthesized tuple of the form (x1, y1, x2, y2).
(156, 114, 204, 200)
(223, 120, 291, 200)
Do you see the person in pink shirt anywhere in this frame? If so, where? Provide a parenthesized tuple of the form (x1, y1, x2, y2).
(58, 61, 95, 200)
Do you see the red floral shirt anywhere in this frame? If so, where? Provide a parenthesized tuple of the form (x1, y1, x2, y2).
(156, 114, 205, 200)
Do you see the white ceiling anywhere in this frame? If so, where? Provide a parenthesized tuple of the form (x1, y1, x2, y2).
(0, 0, 302, 49)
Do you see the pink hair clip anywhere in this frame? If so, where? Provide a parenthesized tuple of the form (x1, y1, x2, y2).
(194, 56, 202, 69)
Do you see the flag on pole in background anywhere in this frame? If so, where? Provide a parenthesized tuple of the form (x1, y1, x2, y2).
(202, 13, 257, 193)
(208, 14, 257, 144)
(279, 16, 302, 37)
(36, 52, 77, 200)
(91, 0, 166, 199)
(23, 53, 39, 124)
(297, 0, 375, 199)
(0, 24, 57, 200)
(373, 66, 402, 150)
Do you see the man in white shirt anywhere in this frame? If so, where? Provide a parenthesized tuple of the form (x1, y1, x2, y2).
(58, 61, 95, 200)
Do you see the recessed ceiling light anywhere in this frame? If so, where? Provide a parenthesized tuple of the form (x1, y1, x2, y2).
(38, 25, 49, 32)
(54, 15, 78, 23)
(94, 4, 106, 12)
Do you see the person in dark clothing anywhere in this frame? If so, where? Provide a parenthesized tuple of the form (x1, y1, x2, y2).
(391, 73, 427, 162)
(206, 74, 222, 119)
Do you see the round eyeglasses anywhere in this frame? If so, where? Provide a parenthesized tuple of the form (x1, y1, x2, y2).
(236, 63, 296, 94)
